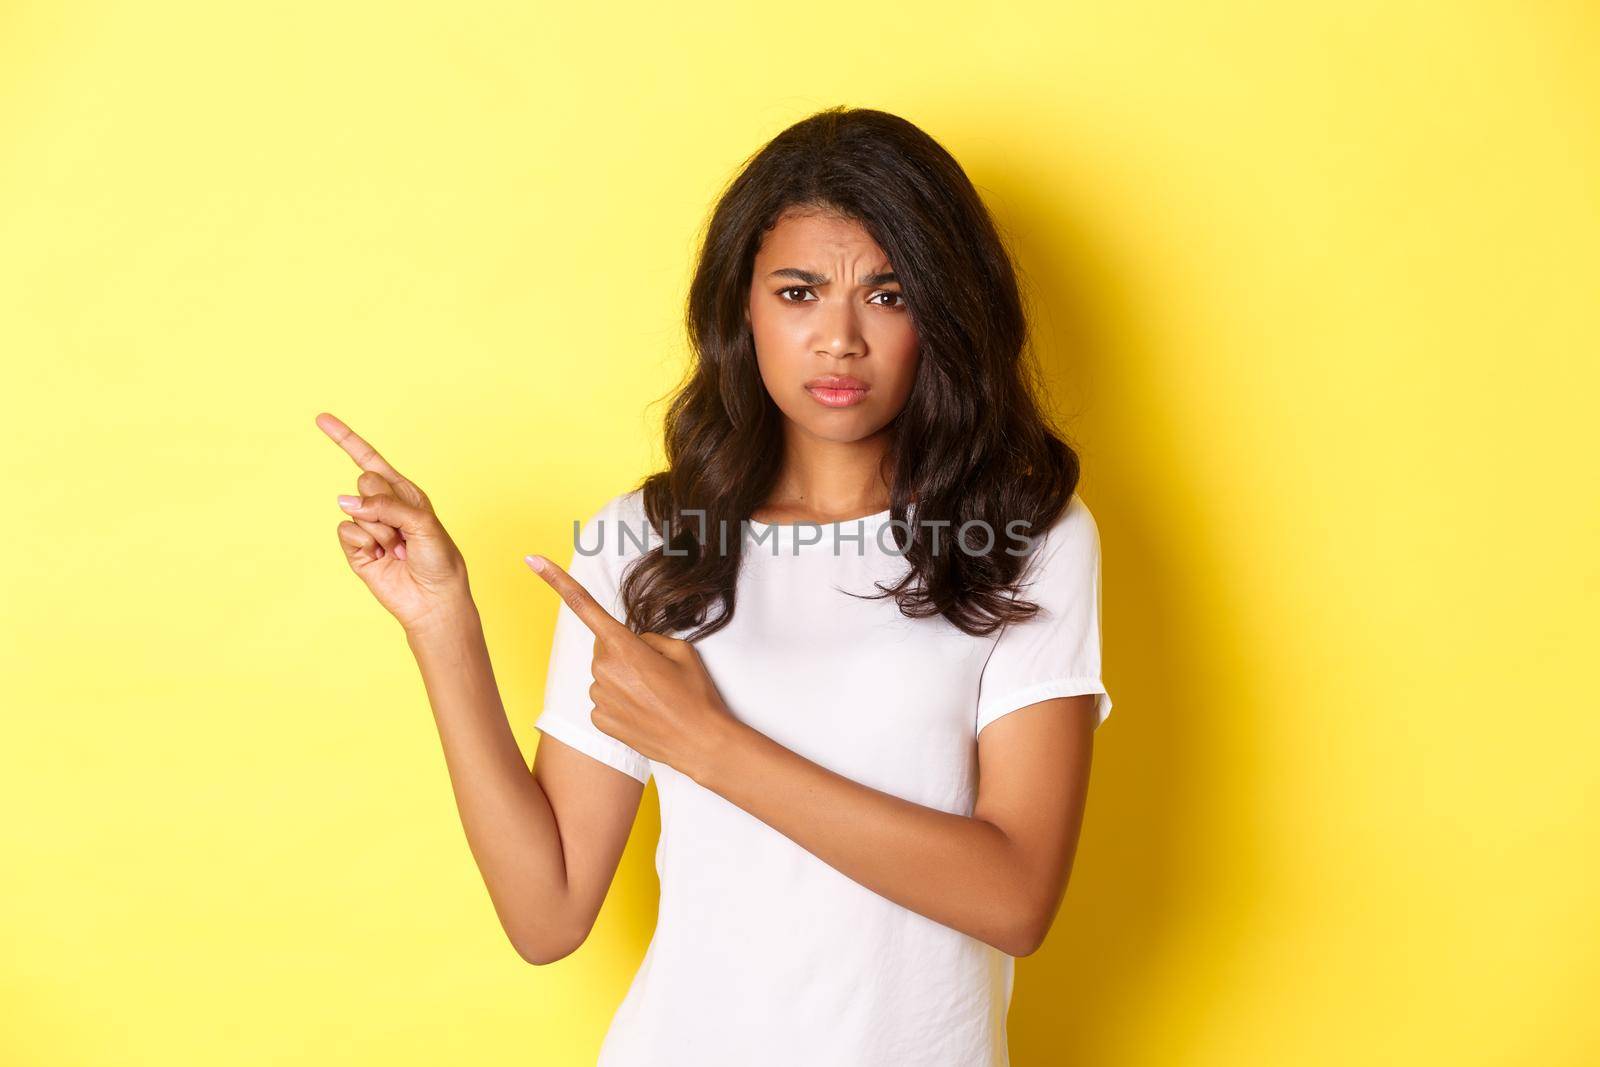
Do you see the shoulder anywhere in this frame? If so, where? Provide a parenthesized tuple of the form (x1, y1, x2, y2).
(1019, 493, 1099, 557)
(1013, 494, 1102, 587)
(571, 487, 656, 575)
(573, 486, 650, 534)
(584, 486, 649, 530)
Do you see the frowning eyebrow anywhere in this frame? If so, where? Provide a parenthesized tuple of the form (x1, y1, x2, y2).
(768, 268, 899, 286)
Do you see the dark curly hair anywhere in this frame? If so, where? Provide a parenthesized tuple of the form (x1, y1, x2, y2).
(617, 105, 1082, 641)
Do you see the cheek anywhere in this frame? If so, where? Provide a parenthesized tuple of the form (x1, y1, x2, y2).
(750, 303, 808, 374)
(866, 319, 921, 395)
(751, 301, 807, 346)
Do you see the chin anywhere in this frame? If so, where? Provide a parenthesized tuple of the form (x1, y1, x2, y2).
(795, 415, 885, 443)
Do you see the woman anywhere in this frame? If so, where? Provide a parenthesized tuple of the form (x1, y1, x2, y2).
(319, 106, 1111, 1066)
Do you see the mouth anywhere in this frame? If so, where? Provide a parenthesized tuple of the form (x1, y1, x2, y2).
(805, 376, 871, 408)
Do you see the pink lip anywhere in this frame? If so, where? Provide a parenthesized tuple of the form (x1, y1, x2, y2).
(805, 383, 870, 408)
(807, 374, 869, 389)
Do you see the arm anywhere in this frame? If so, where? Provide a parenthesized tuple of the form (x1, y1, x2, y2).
(317, 413, 642, 966)
(690, 695, 1096, 957)
(406, 606, 645, 965)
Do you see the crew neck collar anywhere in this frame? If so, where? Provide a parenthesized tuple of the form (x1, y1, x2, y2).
(744, 506, 893, 530)
(742, 502, 913, 552)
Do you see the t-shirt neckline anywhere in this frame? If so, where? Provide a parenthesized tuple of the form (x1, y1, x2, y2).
(742, 504, 907, 550)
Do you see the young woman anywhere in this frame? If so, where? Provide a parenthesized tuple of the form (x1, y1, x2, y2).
(319, 106, 1111, 1066)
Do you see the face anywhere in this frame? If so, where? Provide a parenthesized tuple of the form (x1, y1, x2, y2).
(746, 207, 920, 444)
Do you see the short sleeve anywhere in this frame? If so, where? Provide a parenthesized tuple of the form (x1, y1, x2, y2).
(533, 493, 653, 784)
(974, 495, 1112, 736)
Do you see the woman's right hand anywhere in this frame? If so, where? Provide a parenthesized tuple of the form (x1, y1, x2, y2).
(317, 412, 473, 635)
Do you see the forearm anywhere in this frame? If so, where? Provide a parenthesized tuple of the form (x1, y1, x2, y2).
(690, 720, 1043, 956)
(405, 602, 576, 960)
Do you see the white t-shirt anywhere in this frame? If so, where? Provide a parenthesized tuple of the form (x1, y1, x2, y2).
(534, 488, 1111, 1066)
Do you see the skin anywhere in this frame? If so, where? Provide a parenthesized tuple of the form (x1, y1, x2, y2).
(744, 206, 919, 521)
(317, 213, 1096, 964)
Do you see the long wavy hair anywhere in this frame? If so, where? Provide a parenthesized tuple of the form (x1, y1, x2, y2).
(617, 105, 1082, 641)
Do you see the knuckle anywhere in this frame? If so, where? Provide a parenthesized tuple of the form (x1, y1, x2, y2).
(356, 471, 390, 494)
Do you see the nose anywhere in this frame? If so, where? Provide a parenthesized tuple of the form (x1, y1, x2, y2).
(813, 298, 865, 360)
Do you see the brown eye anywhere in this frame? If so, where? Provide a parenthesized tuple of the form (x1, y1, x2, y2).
(872, 290, 906, 308)
(778, 287, 814, 302)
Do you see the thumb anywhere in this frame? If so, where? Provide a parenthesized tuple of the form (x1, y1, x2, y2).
(640, 631, 697, 664)
(337, 492, 437, 538)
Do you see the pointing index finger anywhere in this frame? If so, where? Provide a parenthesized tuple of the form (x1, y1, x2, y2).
(526, 555, 635, 644)
(315, 412, 410, 486)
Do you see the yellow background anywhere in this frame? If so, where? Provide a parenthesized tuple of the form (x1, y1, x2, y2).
(3, 2, 1595, 1063)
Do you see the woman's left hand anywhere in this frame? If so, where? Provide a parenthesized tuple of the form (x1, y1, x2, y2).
(525, 554, 739, 782)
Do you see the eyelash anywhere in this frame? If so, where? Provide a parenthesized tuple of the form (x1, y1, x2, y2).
(777, 286, 907, 309)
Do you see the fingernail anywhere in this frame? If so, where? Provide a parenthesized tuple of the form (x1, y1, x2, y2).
(338, 495, 361, 511)
(394, 542, 407, 560)
(524, 554, 547, 574)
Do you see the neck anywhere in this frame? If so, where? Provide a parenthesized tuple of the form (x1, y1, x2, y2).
(763, 426, 894, 518)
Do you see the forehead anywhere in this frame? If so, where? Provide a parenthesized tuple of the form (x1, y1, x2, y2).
(755, 208, 888, 264)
